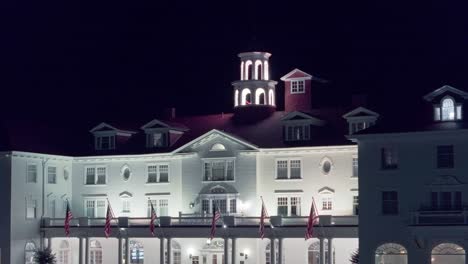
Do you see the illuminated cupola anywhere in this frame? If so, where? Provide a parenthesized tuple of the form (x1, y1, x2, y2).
(232, 52, 277, 118)
(423, 85, 468, 122)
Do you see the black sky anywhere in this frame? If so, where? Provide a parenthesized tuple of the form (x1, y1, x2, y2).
(2, 0, 468, 125)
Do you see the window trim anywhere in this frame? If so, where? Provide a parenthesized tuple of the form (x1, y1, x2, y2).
(201, 158, 236, 183)
(146, 163, 170, 184)
(146, 197, 170, 217)
(94, 134, 116, 150)
(25, 196, 38, 220)
(290, 79, 306, 94)
(275, 194, 303, 216)
(381, 147, 399, 170)
(436, 145, 454, 169)
(381, 190, 399, 216)
(83, 165, 108, 186)
(434, 96, 463, 122)
(275, 158, 303, 180)
(47, 165, 58, 184)
(26, 162, 38, 183)
(83, 198, 108, 218)
(351, 156, 358, 178)
(200, 193, 239, 215)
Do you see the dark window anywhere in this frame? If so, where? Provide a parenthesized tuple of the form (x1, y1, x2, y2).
(454, 191, 462, 210)
(381, 147, 398, 169)
(437, 145, 454, 168)
(431, 192, 439, 210)
(382, 191, 398, 215)
(440, 192, 452, 210)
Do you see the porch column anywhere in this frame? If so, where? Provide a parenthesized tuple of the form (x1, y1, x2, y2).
(270, 238, 276, 264)
(160, 237, 165, 264)
(167, 237, 172, 264)
(319, 238, 325, 264)
(85, 237, 89, 264)
(47, 237, 52, 250)
(231, 238, 237, 264)
(278, 238, 283, 264)
(224, 237, 229, 264)
(118, 237, 123, 264)
(79, 238, 84, 264)
(327, 238, 333, 264)
(125, 238, 130, 264)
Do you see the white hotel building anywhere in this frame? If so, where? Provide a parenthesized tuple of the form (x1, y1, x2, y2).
(3, 51, 380, 264)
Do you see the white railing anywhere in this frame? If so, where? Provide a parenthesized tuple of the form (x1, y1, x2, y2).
(42, 215, 358, 228)
(411, 210, 468, 225)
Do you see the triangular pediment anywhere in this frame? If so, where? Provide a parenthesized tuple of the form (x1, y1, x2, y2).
(90, 122, 137, 134)
(280, 68, 313, 81)
(429, 175, 464, 186)
(423, 85, 468, 102)
(172, 129, 258, 154)
(141, 119, 188, 131)
(281, 111, 325, 126)
(343, 107, 379, 119)
(119, 191, 133, 198)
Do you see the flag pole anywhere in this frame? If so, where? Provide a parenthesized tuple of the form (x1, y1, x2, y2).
(148, 197, 166, 238)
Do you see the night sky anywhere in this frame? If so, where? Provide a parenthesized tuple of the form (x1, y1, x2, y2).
(2, 0, 468, 126)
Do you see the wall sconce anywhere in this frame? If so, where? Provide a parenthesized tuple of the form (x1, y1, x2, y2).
(189, 202, 195, 209)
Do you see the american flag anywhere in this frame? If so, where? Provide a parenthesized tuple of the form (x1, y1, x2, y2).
(104, 202, 115, 238)
(64, 200, 73, 237)
(210, 205, 221, 240)
(259, 199, 269, 239)
(305, 197, 320, 240)
(149, 200, 157, 236)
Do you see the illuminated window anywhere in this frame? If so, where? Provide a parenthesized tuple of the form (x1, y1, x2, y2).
(210, 143, 226, 151)
(321, 197, 332, 211)
(90, 240, 103, 264)
(85, 166, 107, 185)
(255, 60, 262, 80)
(203, 160, 234, 181)
(241, 88, 252, 105)
(375, 243, 407, 264)
(291, 80, 305, 93)
(255, 88, 266, 105)
(268, 89, 275, 106)
(276, 159, 301, 179)
(26, 197, 37, 219)
(84, 199, 106, 218)
(58, 240, 70, 264)
(147, 164, 169, 183)
(235, 90, 239, 106)
(130, 240, 144, 264)
(27, 164, 37, 183)
(25, 241, 36, 264)
(441, 98, 455, 120)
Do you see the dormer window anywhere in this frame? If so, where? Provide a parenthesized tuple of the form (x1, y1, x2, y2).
(95, 135, 115, 150)
(291, 80, 305, 94)
(343, 107, 379, 135)
(146, 132, 168, 148)
(286, 125, 310, 141)
(434, 97, 462, 121)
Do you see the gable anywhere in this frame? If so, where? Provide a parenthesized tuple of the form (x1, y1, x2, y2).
(172, 129, 258, 154)
(281, 111, 325, 126)
(343, 107, 379, 119)
(423, 85, 468, 102)
(280, 68, 313, 81)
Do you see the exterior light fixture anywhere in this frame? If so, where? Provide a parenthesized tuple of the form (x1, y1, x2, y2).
(189, 202, 195, 209)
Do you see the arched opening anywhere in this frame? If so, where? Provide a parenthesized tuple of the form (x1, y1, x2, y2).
(269, 89, 275, 106)
(234, 90, 239, 106)
(210, 143, 226, 151)
(245, 60, 253, 80)
(240, 61, 244, 80)
(255, 88, 266, 105)
(58, 240, 71, 264)
(255, 60, 263, 80)
(172, 240, 181, 264)
(25, 241, 36, 264)
(241, 88, 252, 105)
(264, 60, 269, 80)
(442, 97, 456, 120)
(130, 240, 144, 264)
(90, 240, 103, 264)
(308, 241, 332, 264)
(375, 243, 407, 264)
(431, 243, 466, 264)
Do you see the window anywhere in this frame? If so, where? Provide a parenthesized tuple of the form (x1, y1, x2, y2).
(85, 166, 107, 185)
(201, 197, 237, 215)
(381, 147, 398, 169)
(353, 196, 359, 215)
(442, 98, 455, 121)
(147, 164, 170, 183)
(130, 240, 144, 264)
(48, 166, 57, 184)
(382, 191, 398, 215)
(321, 197, 332, 211)
(229, 199, 237, 213)
(276, 159, 302, 179)
(285, 125, 310, 141)
(352, 158, 358, 177)
(25, 241, 36, 264)
(291, 80, 305, 93)
(122, 166, 131, 181)
(147, 132, 168, 148)
(26, 198, 37, 219)
(95, 135, 115, 150)
(277, 196, 301, 216)
(147, 198, 169, 217)
(375, 243, 407, 264)
(437, 145, 454, 168)
(322, 161, 332, 175)
(90, 240, 103, 264)
(27, 164, 37, 183)
(203, 160, 234, 181)
(431, 191, 462, 210)
(122, 199, 131, 213)
(84, 199, 106, 218)
(58, 240, 70, 264)
(211, 143, 226, 151)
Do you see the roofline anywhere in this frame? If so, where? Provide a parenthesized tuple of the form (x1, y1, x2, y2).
(348, 128, 468, 141)
(280, 68, 313, 81)
(423, 85, 468, 101)
(342, 106, 380, 119)
(90, 122, 137, 134)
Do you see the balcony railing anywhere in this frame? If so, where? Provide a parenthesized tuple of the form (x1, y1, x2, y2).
(42, 215, 358, 228)
(411, 209, 468, 225)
